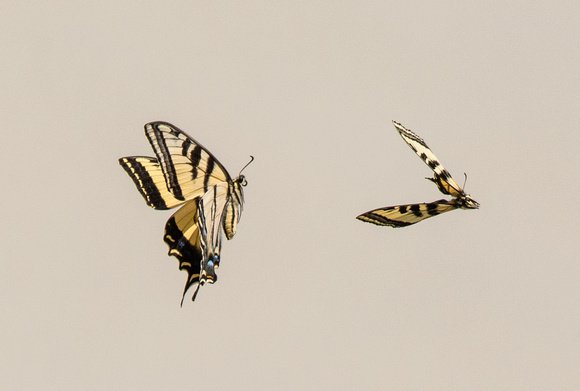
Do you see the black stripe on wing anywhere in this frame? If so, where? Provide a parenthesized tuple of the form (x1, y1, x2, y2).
(356, 199, 458, 227)
(118, 157, 184, 210)
(144, 122, 231, 202)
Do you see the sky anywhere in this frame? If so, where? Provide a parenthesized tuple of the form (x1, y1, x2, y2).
(2, 1, 580, 390)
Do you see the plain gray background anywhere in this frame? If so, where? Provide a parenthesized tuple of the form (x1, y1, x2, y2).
(2, 1, 579, 390)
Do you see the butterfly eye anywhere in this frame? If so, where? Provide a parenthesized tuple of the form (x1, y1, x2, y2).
(241, 176, 248, 187)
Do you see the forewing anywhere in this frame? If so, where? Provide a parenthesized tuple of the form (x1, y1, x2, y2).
(145, 122, 231, 202)
(163, 201, 204, 305)
(118, 156, 185, 210)
(356, 199, 458, 227)
(392, 121, 464, 197)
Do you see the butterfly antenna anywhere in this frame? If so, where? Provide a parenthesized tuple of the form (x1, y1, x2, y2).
(463, 173, 468, 190)
(238, 155, 255, 176)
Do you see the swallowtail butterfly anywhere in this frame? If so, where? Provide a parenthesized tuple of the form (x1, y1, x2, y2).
(357, 121, 479, 227)
(119, 122, 251, 304)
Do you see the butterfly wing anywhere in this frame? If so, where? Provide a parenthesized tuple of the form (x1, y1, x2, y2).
(392, 121, 464, 198)
(118, 157, 186, 210)
(197, 183, 229, 283)
(144, 122, 231, 202)
(196, 180, 245, 285)
(163, 201, 204, 305)
(356, 199, 459, 227)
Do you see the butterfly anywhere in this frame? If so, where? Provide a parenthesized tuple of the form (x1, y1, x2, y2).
(119, 122, 251, 304)
(357, 121, 479, 227)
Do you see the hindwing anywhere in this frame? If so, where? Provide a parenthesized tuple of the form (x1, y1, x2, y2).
(197, 182, 229, 284)
(163, 201, 204, 304)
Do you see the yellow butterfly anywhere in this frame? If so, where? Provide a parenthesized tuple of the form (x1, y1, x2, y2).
(120, 122, 251, 304)
(357, 121, 479, 227)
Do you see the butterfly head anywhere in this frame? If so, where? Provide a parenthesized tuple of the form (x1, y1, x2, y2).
(456, 173, 479, 209)
(236, 155, 254, 187)
(237, 175, 248, 187)
(458, 193, 479, 209)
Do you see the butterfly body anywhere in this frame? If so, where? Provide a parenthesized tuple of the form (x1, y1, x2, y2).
(119, 122, 249, 304)
(357, 121, 478, 227)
